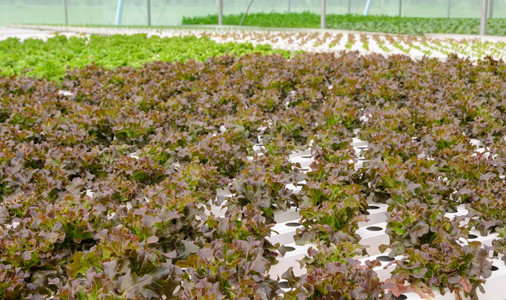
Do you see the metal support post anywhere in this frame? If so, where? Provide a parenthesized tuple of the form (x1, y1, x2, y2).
(348, 0, 351, 14)
(321, 0, 326, 29)
(288, 0, 291, 13)
(488, 0, 494, 19)
(147, 0, 151, 26)
(364, 0, 372, 16)
(480, 0, 488, 35)
(398, 0, 402, 17)
(115, 0, 124, 26)
(447, 0, 451, 18)
(239, 0, 254, 26)
(64, 0, 68, 25)
(218, 0, 223, 25)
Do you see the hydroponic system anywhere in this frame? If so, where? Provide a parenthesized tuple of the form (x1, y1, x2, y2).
(0, 1, 505, 299)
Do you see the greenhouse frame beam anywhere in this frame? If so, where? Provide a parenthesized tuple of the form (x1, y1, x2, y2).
(218, 0, 223, 26)
(64, 0, 68, 25)
(364, 0, 372, 16)
(115, 0, 124, 26)
(239, 0, 254, 26)
(480, 0, 488, 35)
(321, 0, 326, 29)
(147, 0, 151, 26)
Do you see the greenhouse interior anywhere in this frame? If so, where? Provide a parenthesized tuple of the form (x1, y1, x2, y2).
(0, 0, 505, 299)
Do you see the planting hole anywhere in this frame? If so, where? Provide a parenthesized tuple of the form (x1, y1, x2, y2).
(445, 207, 458, 213)
(301, 155, 312, 158)
(285, 246, 296, 252)
(279, 281, 290, 289)
(491, 266, 498, 271)
(394, 295, 407, 300)
(368, 205, 380, 210)
(377, 255, 394, 262)
(367, 226, 383, 231)
(468, 234, 478, 239)
(286, 222, 301, 227)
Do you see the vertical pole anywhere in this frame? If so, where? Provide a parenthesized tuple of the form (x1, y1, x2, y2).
(147, 0, 151, 26)
(64, 0, 68, 25)
(115, 0, 124, 26)
(288, 0, 291, 13)
(398, 0, 402, 17)
(218, 0, 223, 25)
(364, 0, 372, 16)
(488, 0, 494, 19)
(480, 0, 488, 35)
(321, 0, 326, 29)
(447, 0, 451, 18)
(348, 0, 351, 14)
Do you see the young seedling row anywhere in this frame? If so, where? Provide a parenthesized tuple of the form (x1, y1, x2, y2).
(14, 25, 506, 62)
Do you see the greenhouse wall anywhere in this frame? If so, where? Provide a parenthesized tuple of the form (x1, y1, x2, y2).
(0, 0, 505, 26)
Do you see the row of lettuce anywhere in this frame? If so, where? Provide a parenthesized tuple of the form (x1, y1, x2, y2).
(0, 34, 289, 81)
(0, 39, 504, 298)
(183, 12, 506, 36)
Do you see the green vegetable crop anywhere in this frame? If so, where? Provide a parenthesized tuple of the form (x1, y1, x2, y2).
(0, 34, 288, 80)
(183, 12, 506, 36)
(0, 51, 503, 298)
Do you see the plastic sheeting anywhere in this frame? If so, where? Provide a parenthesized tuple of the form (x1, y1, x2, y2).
(0, 1, 505, 28)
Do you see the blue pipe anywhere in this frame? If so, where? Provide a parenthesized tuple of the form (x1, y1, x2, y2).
(115, 0, 124, 26)
(364, 0, 372, 16)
